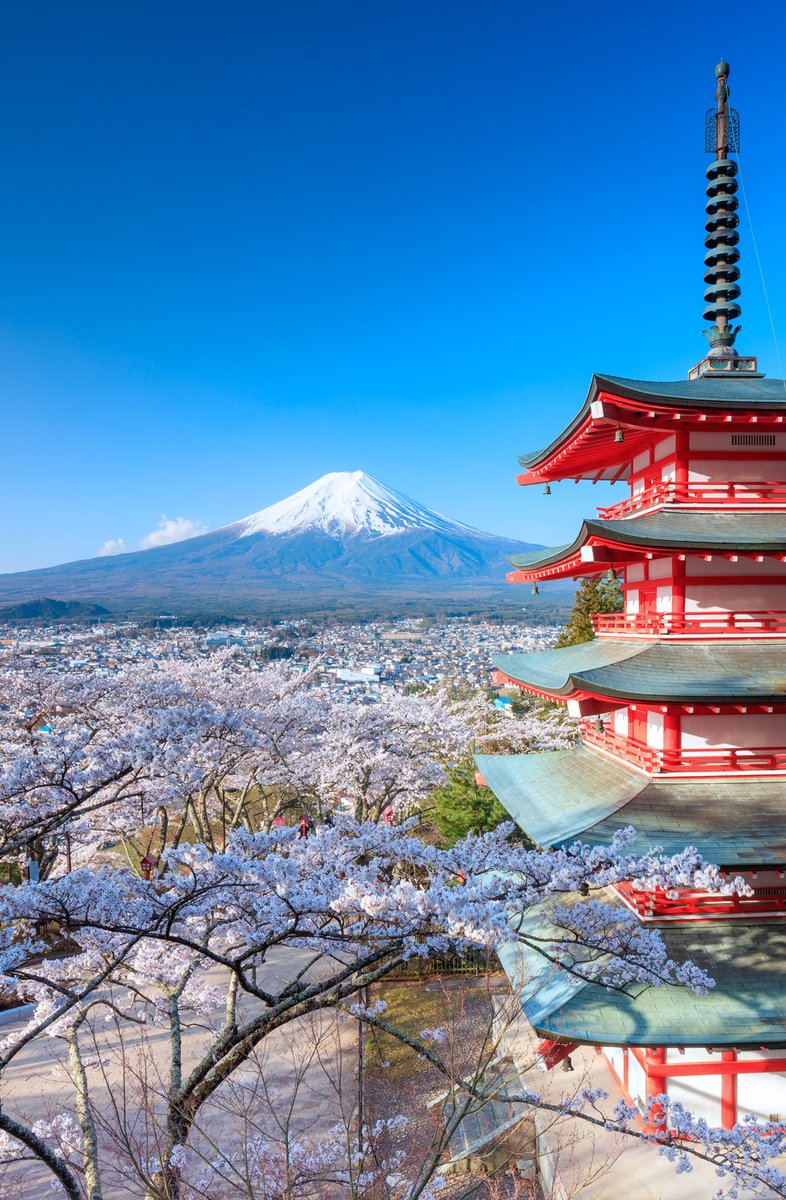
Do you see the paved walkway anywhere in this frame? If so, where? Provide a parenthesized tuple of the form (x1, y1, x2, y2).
(0, 946, 358, 1198)
(4, 959, 772, 1198)
(494, 996, 767, 1200)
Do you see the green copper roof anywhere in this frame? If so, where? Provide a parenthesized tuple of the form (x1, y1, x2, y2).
(595, 374, 786, 406)
(494, 640, 786, 703)
(500, 907, 786, 1047)
(508, 511, 786, 573)
(475, 746, 786, 866)
(518, 373, 786, 470)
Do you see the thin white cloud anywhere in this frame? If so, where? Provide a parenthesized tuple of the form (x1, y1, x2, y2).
(96, 537, 127, 557)
(138, 516, 209, 550)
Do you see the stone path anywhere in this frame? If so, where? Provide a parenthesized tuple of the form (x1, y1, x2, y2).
(494, 996, 765, 1199)
(0, 946, 358, 1198)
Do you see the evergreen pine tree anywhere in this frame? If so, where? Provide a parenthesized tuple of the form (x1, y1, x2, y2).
(555, 574, 623, 648)
(431, 758, 511, 844)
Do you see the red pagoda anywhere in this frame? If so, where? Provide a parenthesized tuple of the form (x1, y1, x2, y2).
(476, 61, 786, 1129)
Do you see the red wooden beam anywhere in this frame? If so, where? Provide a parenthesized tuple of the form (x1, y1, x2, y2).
(655, 1056, 786, 1078)
(536, 1039, 578, 1070)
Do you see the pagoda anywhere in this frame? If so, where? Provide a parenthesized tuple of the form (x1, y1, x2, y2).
(477, 61, 786, 1130)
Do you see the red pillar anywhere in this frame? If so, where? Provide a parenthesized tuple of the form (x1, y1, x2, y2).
(673, 431, 689, 501)
(721, 1050, 737, 1129)
(663, 710, 681, 770)
(671, 555, 686, 629)
(644, 1047, 668, 1135)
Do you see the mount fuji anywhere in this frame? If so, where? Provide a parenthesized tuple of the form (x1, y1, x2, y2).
(0, 471, 544, 614)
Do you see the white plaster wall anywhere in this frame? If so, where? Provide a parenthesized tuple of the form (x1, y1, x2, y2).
(682, 713, 786, 749)
(686, 558, 786, 577)
(656, 586, 672, 613)
(646, 711, 664, 749)
(625, 589, 640, 614)
(613, 709, 629, 737)
(689, 432, 786, 451)
(628, 1054, 647, 1111)
(661, 462, 676, 482)
(632, 450, 650, 474)
(627, 563, 645, 582)
(689, 458, 786, 483)
(665, 1048, 719, 1064)
(737, 1072, 786, 1123)
(604, 1045, 625, 1083)
(685, 584, 786, 613)
(649, 558, 673, 579)
(654, 435, 676, 461)
(667, 1076, 721, 1126)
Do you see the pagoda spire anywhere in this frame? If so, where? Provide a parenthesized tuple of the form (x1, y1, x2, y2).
(691, 60, 759, 379)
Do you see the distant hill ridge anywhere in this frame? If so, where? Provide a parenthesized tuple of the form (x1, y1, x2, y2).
(0, 598, 111, 621)
(0, 471, 549, 614)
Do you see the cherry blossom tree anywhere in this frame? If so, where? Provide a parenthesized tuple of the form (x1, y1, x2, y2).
(0, 657, 469, 876)
(0, 817, 754, 1199)
(0, 656, 783, 1199)
(312, 691, 468, 824)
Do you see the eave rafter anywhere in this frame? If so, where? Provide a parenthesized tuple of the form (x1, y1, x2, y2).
(508, 536, 786, 585)
(518, 390, 786, 486)
(492, 669, 786, 716)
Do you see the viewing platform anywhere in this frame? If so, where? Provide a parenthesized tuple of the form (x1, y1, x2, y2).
(579, 721, 786, 776)
(590, 610, 786, 639)
(597, 480, 786, 520)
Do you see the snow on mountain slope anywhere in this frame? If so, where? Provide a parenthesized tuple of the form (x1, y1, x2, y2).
(0, 470, 551, 612)
(233, 471, 486, 539)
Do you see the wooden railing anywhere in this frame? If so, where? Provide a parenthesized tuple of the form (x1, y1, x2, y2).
(591, 611, 786, 638)
(598, 480, 786, 519)
(580, 723, 786, 773)
(614, 880, 786, 921)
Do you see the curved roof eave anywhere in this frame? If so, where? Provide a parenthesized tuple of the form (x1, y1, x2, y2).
(518, 372, 786, 471)
(507, 511, 786, 577)
(475, 747, 786, 866)
(493, 640, 786, 704)
(500, 915, 786, 1049)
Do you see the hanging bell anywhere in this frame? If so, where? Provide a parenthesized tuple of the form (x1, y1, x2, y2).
(532, 583, 539, 595)
(543, 483, 551, 495)
(606, 568, 617, 583)
(614, 426, 625, 444)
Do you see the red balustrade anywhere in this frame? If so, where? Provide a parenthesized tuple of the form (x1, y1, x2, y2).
(580, 722, 786, 773)
(615, 880, 786, 921)
(591, 611, 786, 637)
(598, 480, 786, 519)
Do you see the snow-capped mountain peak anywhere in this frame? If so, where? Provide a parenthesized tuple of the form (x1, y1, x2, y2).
(232, 471, 485, 539)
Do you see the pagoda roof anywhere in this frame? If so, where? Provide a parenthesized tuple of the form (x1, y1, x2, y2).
(494, 639, 786, 703)
(518, 373, 786, 484)
(591, 374, 786, 408)
(500, 906, 786, 1048)
(474, 746, 786, 866)
(507, 510, 786, 582)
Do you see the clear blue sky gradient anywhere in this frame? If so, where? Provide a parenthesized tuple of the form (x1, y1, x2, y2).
(2, 1, 786, 571)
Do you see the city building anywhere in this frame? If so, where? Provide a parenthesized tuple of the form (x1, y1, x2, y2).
(476, 61, 786, 1129)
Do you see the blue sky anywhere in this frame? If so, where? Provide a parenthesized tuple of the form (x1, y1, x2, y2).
(2, 1, 786, 571)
